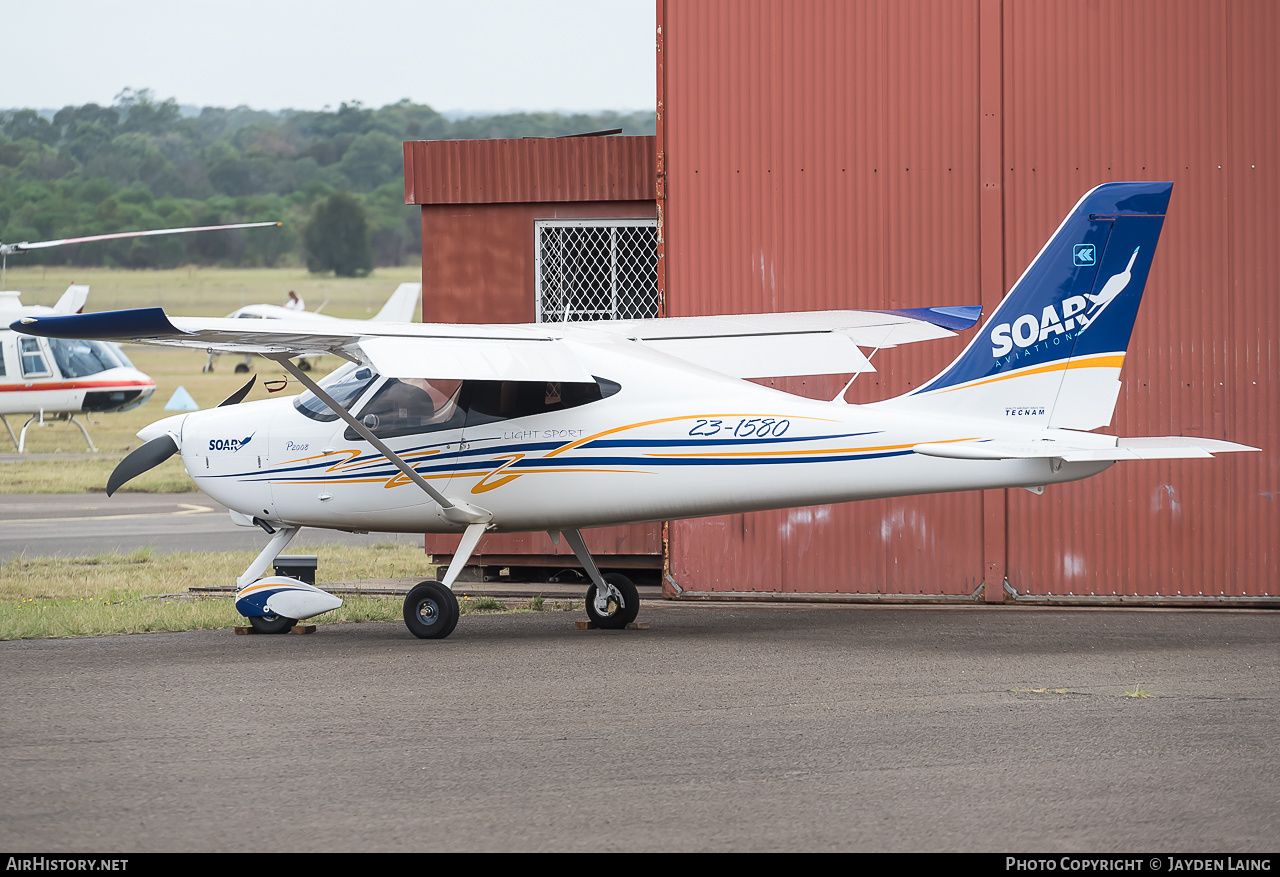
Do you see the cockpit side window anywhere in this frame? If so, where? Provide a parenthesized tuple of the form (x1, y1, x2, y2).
(340, 376, 620, 440)
(19, 337, 51, 378)
(343, 378, 465, 441)
(294, 364, 378, 422)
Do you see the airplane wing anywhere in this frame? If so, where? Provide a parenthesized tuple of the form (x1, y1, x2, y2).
(10, 304, 980, 381)
(578, 306, 980, 378)
(10, 308, 590, 382)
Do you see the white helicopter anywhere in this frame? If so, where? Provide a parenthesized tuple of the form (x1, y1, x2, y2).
(0, 284, 154, 451)
(13, 182, 1255, 637)
(0, 221, 280, 451)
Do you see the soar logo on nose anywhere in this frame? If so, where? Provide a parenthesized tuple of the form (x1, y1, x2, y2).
(989, 247, 1140, 357)
(209, 433, 255, 452)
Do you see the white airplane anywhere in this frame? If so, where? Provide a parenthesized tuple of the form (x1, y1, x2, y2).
(225, 282, 421, 323)
(12, 182, 1255, 637)
(210, 282, 422, 373)
(0, 221, 279, 451)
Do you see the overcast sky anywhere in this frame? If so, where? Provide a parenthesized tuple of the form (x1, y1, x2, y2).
(1, 0, 655, 115)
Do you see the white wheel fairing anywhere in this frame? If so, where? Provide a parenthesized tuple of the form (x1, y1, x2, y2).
(235, 576, 342, 621)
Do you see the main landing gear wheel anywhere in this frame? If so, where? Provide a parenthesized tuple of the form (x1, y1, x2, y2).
(404, 580, 460, 640)
(585, 572, 639, 630)
(249, 613, 297, 634)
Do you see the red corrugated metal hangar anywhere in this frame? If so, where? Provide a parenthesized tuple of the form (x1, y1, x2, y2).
(405, 0, 1277, 605)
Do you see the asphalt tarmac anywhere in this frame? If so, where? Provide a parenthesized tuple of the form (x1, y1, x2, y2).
(0, 492, 422, 560)
(2, 604, 1277, 852)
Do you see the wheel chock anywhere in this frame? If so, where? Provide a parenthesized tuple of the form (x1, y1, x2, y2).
(234, 624, 318, 635)
(574, 621, 650, 631)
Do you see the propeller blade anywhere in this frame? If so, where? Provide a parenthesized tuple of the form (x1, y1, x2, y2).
(218, 374, 257, 407)
(107, 434, 179, 497)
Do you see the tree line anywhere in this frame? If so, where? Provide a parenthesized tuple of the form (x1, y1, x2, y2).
(0, 89, 655, 276)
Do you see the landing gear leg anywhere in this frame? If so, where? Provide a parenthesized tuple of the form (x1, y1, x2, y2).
(559, 528, 640, 629)
(68, 415, 97, 453)
(402, 522, 486, 640)
(17, 411, 41, 453)
(236, 525, 300, 633)
(0, 415, 17, 451)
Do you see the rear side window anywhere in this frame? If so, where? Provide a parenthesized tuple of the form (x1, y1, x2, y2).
(462, 379, 615, 427)
(19, 338, 51, 378)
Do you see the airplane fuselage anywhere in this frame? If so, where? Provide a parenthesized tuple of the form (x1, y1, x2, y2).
(168, 331, 1111, 534)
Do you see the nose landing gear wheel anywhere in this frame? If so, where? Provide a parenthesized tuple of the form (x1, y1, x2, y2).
(585, 572, 639, 629)
(404, 580, 460, 639)
(249, 613, 297, 634)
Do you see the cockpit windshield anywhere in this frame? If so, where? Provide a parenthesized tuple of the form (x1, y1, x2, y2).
(293, 363, 379, 422)
(47, 338, 130, 378)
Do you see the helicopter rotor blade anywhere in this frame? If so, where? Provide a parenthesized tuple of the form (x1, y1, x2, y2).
(0, 221, 282, 256)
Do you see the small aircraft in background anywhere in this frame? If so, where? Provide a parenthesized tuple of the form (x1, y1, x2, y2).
(13, 182, 1256, 636)
(0, 284, 154, 451)
(209, 282, 423, 373)
(0, 221, 279, 451)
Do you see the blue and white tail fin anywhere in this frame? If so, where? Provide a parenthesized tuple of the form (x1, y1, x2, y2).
(878, 181, 1173, 430)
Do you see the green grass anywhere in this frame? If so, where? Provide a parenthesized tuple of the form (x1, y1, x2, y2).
(0, 543, 582, 639)
(0, 541, 426, 639)
(5, 264, 422, 319)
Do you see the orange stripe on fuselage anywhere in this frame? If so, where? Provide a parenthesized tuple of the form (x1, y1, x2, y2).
(934, 354, 1125, 394)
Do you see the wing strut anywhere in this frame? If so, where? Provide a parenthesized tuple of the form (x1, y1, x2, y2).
(265, 354, 492, 526)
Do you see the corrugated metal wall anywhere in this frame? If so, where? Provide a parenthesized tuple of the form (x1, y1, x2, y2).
(659, 0, 1278, 600)
(405, 136, 657, 205)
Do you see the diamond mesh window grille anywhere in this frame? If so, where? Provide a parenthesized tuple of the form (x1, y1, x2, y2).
(535, 219, 659, 322)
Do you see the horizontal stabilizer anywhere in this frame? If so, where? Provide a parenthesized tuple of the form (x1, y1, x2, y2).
(913, 436, 1258, 462)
